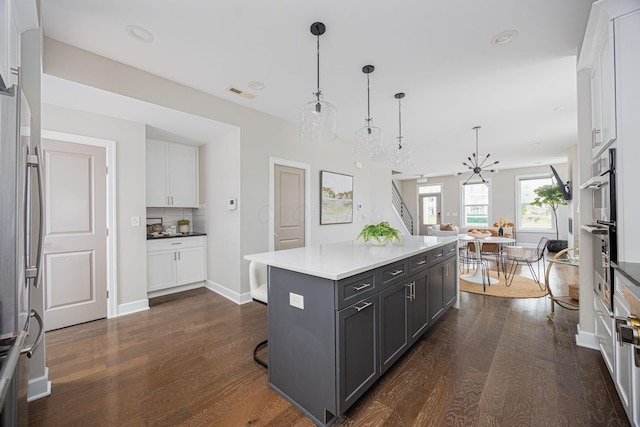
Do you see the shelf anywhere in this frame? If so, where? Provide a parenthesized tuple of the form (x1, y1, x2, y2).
(579, 176, 608, 189)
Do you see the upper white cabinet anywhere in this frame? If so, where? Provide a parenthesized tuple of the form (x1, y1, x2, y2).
(589, 21, 617, 158)
(146, 140, 200, 208)
(0, 0, 38, 89)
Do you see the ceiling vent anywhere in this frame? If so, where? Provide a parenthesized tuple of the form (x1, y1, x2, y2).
(227, 86, 256, 100)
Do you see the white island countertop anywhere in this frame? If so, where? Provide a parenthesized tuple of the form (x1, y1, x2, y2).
(244, 235, 457, 280)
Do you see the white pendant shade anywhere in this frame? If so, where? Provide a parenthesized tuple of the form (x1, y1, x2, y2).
(300, 97, 337, 143)
(355, 123, 384, 158)
(387, 142, 413, 167)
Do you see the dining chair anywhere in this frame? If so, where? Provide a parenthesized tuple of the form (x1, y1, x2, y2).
(249, 261, 268, 368)
(459, 239, 490, 291)
(503, 237, 549, 289)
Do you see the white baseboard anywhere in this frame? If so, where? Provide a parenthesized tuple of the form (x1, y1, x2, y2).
(205, 280, 252, 305)
(576, 324, 599, 350)
(28, 367, 51, 402)
(147, 282, 204, 299)
(117, 299, 149, 317)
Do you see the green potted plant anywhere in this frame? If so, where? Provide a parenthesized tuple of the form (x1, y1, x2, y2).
(177, 219, 190, 234)
(530, 184, 568, 252)
(356, 221, 401, 245)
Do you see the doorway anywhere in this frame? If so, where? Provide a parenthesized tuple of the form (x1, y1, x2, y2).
(269, 158, 311, 251)
(41, 131, 115, 330)
(418, 184, 443, 235)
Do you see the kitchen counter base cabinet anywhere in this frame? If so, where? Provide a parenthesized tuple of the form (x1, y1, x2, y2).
(266, 247, 457, 426)
(147, 236, 206, 292)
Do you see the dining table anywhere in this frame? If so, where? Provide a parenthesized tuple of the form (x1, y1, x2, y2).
(458, 234, 516, 285)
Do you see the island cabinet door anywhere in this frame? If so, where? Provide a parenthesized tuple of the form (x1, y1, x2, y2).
(337, 294, 380, 414)
(409, 270, 430, 344)
(428, 263, 445, 322)
(443, 256, 457, 308)
(379, 281, 410, 374)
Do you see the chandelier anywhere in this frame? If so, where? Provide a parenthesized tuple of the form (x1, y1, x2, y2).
(387, 92, 412, 167)
(299, 22, 337, 143)
(355, 65, 383, 158)
(459, 126, 499, 185)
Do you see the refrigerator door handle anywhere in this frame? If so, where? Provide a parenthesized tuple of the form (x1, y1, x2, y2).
(25, 145, 45, 288)
(0, 329, 28, 410)
(21, 309, 43, 358)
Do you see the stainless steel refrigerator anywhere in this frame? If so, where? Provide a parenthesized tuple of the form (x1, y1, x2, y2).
(0, 84, 44, 426)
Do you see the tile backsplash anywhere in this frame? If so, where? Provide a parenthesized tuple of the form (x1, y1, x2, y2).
(147, 207, 196, 232)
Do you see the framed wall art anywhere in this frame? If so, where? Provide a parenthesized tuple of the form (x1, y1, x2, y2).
(320, 170, 353, 225)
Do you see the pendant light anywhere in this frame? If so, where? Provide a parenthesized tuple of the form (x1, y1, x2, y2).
(459, 126, 499, 185)
(387, 92, 413, 167)
(300, 22, 337, 143)
(355, 65, 383, 158)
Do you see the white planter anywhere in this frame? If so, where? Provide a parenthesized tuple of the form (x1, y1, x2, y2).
(179, 224, 189, 234)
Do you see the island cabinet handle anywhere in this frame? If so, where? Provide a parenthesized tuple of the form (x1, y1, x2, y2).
(353, 283, 371, 291)
(436, 253, 443, 258)
(449, 247, 456, 253)
(389, 269, 404, 276)
(415, 260, 426, 265)
(354, 301, 372, 312)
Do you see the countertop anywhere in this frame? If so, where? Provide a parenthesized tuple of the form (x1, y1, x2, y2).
(146, 232, 207, 240)
(244, 235, 457, 280)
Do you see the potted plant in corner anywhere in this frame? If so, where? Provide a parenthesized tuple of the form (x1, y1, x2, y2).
(530, 184, 568, 252)
(177, 219, 190, 234)
(356, 221, 402, 245)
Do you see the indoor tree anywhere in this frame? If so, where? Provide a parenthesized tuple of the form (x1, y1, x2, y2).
(530, 184, 567, 249)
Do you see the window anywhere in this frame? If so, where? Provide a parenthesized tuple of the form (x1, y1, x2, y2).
(518, 175, 553, 231)
(418, 184, 442, 194)
(462, 181, 489, 227)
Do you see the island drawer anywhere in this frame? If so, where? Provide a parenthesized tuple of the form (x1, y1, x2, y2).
(336, 271, 378, 310)
(408, 252, 429, 273)
(380, 260, 408, 287)
(428, 242, 457, 266)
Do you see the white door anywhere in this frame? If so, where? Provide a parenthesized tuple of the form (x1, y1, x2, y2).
(419, 193, 441, 235)
(41, 138, 107, 331)
(274, 164, 305, 251)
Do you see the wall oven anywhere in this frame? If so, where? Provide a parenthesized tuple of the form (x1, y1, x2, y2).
(583, 147, 617, 313)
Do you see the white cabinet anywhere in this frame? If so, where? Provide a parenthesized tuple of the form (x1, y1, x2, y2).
(1, 0, 19, 89)
(147, 236, 206, 292)
(590, 21, 617, 159)
(595, 291, 615, 376)
(146, 140, 199, 208)
(614, 288, 633, 422)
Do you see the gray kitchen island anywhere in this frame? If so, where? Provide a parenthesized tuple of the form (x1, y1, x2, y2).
(245, 235, 459, 426)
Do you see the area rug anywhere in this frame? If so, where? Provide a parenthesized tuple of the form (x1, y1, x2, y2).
(460, 269, 548, 299)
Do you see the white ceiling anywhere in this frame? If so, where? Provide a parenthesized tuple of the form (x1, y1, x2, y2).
(40, 0, 594, 179)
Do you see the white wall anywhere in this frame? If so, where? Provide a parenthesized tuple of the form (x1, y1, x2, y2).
(43, 38, 402, 301)
(399, 164, 570, 245)
(42, 104, 148, 307)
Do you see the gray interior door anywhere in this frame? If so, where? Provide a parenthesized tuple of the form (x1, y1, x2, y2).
(274, 164, 305, 251)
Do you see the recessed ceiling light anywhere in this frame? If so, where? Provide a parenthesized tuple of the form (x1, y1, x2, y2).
(125, 25, 154, 43)
(532, 142, 542, 146)
(248, 81, 265, 90)
(491, 30, 518, 46)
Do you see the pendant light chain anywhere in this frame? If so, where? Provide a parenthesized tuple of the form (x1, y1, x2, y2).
(315, 31, 321, 101)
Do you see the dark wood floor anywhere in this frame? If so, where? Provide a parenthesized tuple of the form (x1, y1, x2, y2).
(29, 262, 630, 426)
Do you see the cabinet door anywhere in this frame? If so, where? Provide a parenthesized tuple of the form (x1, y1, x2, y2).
(444, 257, 457, 308)
(614, 295, 632, 418)
(176, 246, 205, 285)
(147, 249, 176, 291)
(409, 271, 429, 343)
(146, 140, 170, 207)
(169, 143, 199, 207)
(599, 22, 616, 148)
(337, 295, 379, 414)
(429, 263, 444, 322)
(379, 281, 410, 374)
